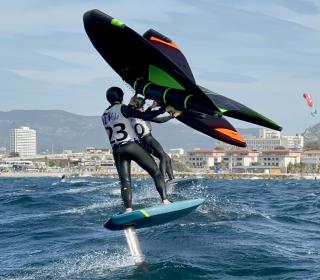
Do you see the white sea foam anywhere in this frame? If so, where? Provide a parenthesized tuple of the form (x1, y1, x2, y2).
(51, 249, 134, 278)
(4, 249, 134, 280)
(59, 200, 120, 215)
(53, 181, 119, 195)
(65, 184, 107, 194)
(110, 188, 121, 195)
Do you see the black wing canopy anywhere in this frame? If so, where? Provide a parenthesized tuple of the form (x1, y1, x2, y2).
(143, 29, 196, 83)
(83, 9, 282, 147)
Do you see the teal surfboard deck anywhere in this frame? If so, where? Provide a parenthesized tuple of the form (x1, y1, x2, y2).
(104, 198, 204, 231)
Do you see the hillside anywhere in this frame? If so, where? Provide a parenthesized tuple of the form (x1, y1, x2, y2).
(302, 123, 320, 143)
(0, 110, 259, 152)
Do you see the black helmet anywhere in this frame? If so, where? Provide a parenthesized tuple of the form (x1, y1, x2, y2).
(106, 87, 124, 104)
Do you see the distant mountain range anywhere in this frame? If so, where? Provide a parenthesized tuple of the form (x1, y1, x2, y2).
(302, 123, 320, 143)
(0, 110, 262, 153)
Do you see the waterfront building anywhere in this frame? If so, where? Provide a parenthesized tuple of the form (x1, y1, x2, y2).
(245, 138, 281, 151)
(259, 150, 301, 173)
(184, 147, 302, 174)
(186, 148, 215, 169)
(211, 149, 226, 165)
(222, 150, 259, 171)
(10, 127, 37, 157)
(0, 159, 35, 172)
(215, 128, 304, 151)
(85, 147, 112, 155)
(101, 158, 117, 174)
(301, 150, 320, 166)
(167, 148, 185, 158)
(258, 128, 281, 139)
(281, 135, 304, 150)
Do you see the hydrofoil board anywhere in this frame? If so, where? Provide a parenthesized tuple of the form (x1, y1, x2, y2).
(104, 198, 204, 231)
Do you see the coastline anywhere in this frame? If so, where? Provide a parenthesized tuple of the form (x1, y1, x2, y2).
(0, 171, 314, 180)
(0, 172, 65, 178)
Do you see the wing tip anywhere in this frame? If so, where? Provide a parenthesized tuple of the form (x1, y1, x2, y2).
(214, 128, 246, 147)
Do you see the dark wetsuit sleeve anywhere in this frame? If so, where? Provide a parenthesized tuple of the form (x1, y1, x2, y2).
(145, 106, 173, 123)
(121, 105, 165, 120)
(150, 116, 173, 123)
(145, 107, 153, 113)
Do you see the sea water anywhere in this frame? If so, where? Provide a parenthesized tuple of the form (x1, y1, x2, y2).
(1, 177, 320, 279)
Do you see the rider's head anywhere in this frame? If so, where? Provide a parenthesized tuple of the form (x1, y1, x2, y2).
(106, 87, 124, 105)
(133, 96, 145, 109)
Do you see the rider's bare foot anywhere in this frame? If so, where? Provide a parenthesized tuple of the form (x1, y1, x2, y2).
(125, 208, 133, 212)
(162, 199, 171, 205)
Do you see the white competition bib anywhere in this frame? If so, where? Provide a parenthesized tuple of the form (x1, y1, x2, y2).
(130, 118, 152, 138)
(102, 104, 137, 147)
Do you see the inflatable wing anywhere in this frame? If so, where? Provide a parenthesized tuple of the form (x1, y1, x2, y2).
(303, 92, 317, 117)
(199, 86, 282, 131)
(303, 93, 313, 108)
(83, 9, 282, 147)
(177, 112, 245, 147)
(143, 28, 196, 84)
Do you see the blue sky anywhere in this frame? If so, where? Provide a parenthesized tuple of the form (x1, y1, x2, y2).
(0, 0, 319, 134)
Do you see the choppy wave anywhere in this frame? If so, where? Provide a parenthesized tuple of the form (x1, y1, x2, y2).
(1, 177, 320, 279)
(3, 249, 134, 280)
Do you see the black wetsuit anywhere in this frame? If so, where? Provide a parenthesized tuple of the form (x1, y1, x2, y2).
(140, 115, 175, 181)
(102, 103, 167, 209)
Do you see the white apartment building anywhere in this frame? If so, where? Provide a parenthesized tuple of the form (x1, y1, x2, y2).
(259, 128, 281, 139)
(167, 148, 185, 158)
(246, 138, 281, 151)
(215, 128, 304, 151)
(186, 148, 215, 169)
(221, 149, 301, 173)
(259, 150, 301, 172)
(301, 150, 320, 166)
(222, 150, 259, 170)
(212, 150, 226, 165)
(10, 127, 37, 157)
(216, 128, 281, 150)
(281, 135, 304, 150)
(186, 147, 302, 173)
